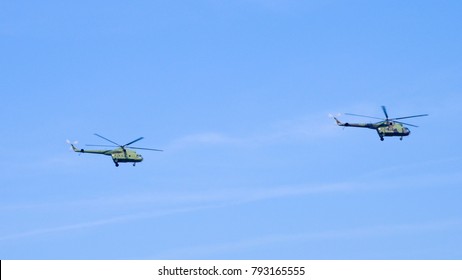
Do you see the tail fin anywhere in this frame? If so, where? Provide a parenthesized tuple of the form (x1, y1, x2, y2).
(328, 113, 344, 126)
(333, 117, 344, 126)
(66, 140, 79, 152)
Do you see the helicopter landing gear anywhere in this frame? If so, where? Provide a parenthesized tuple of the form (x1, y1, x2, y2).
(380, 136, 384, 141)
(114, 160, 119, 167)
(133, 163, 136, 166)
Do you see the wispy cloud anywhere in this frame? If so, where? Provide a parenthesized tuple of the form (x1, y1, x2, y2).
(241, 0, 327, 13)
(0, 204, 222, 241)
(2, 156, 460, 242)
(155, 219, 462, 259)
(0, 182, 354, 241)
(3, 172, 460, 241)
(0, 182, 349, 214)
(167, 115, 338, 150)
(169, 132, 243, 148)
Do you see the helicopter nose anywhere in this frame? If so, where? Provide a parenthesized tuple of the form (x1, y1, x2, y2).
(405, 128, 411, 135)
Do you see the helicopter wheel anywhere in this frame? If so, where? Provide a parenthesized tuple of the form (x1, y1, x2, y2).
(380, 137, 384, 141)
(133, 163, 136, 166)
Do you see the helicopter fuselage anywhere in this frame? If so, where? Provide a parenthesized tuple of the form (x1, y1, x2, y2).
(335, 118, 411, 141)
(332, 106, 427, 141)
(376, 122, 410, 139)
(110, 148, 143, 164)
(68, 134, 162, 167)
(71, 145, 143, 166)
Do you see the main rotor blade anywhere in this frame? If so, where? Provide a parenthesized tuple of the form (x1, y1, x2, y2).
(395, 121, 418, 128)
(86, 144, 118, 148)
(381, 106, 389, 119)
(124, 137, 144, 147)
(94, 133, 121, 146)
(392, 114, 429, 120)
(344, 113, 384, 120)
(129, 146, 163, 152)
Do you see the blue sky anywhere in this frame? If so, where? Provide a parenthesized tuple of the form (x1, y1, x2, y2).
(1, 0, 462, 259)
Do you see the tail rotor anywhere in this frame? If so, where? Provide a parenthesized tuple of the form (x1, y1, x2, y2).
(328, 113, 343, 126)
(66, 139, 79, 151)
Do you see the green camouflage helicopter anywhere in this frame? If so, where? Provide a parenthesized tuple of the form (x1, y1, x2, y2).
(332, 106, 428, 141)
(67, 133, 162, 166)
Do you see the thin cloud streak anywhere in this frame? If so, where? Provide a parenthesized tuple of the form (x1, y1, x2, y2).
(166, 115, 338, 150)
(2, 164, 460, 241)
(3, 165, 461, 212)
(0, 204, 223, 241)
(155, 219, 462, 259)
(0, 182, 354, 212)
(0, 183, 354, 241)
(0, 173, 458, 240)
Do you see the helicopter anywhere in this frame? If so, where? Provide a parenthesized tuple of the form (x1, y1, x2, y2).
(332, 106, 428, 141)
(67, 133, 163, 166)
